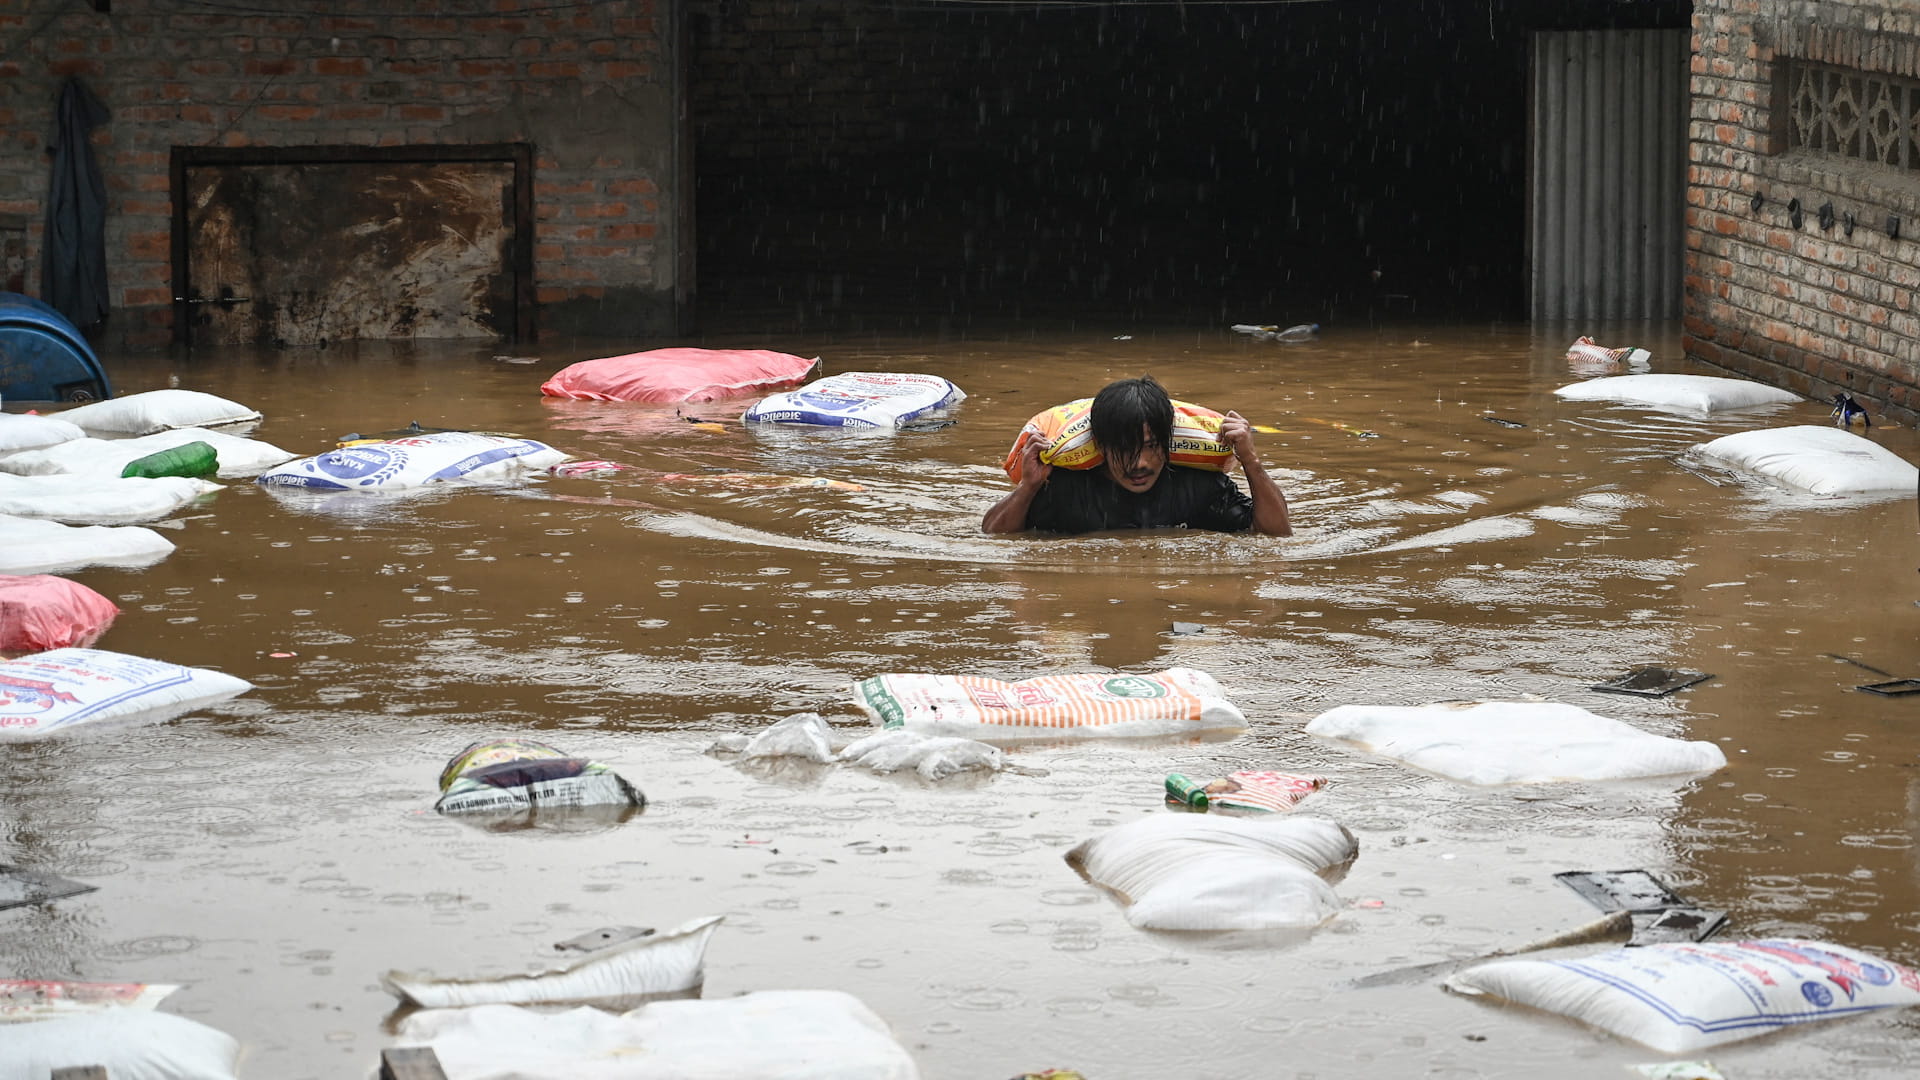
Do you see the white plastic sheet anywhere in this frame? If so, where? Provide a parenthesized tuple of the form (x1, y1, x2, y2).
(0, 515, 175, 575)
(1446, 939, 1920, 1053)
(54, 389, 261, 435)
(1305, 701, 1727, 784)
(1067, 813, 1357, 930)
(0, 412, 85, 454)
(382, 915, 723, 1008)
(736, 712, 847, 763)
(838, 729, 1004, 780)
(0, 648, 252, 740)
(1553, 374, 1799, 413)
(1688, 425, 1919, 495)
(0, 1009, 239, 1080)
(0, 472, 218, 525)
(0, 427, 295, 479)
(393, 990, 921, 1080)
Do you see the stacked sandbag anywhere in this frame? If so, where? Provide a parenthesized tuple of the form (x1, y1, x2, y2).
(54, 389, 261, 435)
(0, 427, 295, 479)
(0, 516, 175, 575)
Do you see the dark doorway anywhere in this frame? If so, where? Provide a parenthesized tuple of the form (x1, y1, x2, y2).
(170, 144, 534, 347)
(688, 0, 1692, 331)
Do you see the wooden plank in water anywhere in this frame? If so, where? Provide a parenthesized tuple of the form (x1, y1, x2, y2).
(380, 1047, 449, 1080)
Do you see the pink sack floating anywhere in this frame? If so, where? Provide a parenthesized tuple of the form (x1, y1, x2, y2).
(0, 574, 119, 654)
(540, 348, 820, 404)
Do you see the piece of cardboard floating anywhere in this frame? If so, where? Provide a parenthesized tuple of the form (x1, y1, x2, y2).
(0, 864, 96, 911)
(1556, 869, 1726, 946)
(1589, 667, 1713, 697)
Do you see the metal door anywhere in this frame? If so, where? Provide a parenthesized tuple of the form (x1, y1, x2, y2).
(1529, 30, 1690, 322)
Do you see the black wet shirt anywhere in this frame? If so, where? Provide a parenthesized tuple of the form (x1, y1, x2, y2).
(1025, 466, 1254, 535)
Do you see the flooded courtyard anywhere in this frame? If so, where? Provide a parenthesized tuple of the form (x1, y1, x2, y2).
(6, 318, 1920, 1078)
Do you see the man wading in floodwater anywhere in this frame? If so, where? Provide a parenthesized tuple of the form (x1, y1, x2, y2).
(981, 375, 1292, 536)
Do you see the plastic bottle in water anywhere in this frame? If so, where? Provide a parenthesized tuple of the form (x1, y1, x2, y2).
(1164, 773, 1210, 810)
(1273, 323, 1320, 343)
(121, 440, 218, 479)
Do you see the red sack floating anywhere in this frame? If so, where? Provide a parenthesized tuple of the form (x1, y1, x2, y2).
(0, 574, 119, 654)
(540, 348, 820, 404)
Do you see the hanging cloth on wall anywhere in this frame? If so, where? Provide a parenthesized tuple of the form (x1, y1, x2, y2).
(40, 76, 111, 329)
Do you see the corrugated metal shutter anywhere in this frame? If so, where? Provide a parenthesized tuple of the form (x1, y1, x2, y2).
(1529, 29, 1690, 322)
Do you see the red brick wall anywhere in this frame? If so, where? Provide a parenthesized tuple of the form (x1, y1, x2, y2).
(0, 0, 675, 348)
(1686, 0, 1920, 424)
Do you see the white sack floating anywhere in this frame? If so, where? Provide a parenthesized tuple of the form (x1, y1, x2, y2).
(54, 388, 261, 435)
(1066, 813, 1357, 931)
(0, 515, 175, 575)
(850, 668, 1246, 743)
(0, 1009, 240, 1080)
(393, 990, 921, 1080)
(257, 431, 566, 490)
(742, 371, 966, 428)
(1305, 701, 1726, 784)
(381, 914, 723, 1009)
(1553, 374, 1800, 413)
(0, 472, 218, 526)
(0, 648, 251, 740)
(1687, 425, 1919, 495)
(0, 427, 296, 479)
(0, 412, 86, 454)
(1446, 939, 1920, 1054)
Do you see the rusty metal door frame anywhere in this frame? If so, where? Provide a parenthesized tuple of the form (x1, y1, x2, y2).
(169, 143, 535, 345)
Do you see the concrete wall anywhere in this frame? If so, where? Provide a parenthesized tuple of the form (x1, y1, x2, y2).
(1686, 0, 1920, 424)
(0, 0, 676, 349)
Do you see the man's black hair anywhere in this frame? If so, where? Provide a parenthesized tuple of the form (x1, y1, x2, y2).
(1089, 375, 1174, 468)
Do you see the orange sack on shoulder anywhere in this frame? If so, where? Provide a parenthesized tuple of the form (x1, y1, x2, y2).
(1004, 398, 1236, 484)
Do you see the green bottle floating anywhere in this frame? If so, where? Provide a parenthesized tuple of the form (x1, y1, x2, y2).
(121, 440, 218, 480)
(1164, 772, 1209, 810)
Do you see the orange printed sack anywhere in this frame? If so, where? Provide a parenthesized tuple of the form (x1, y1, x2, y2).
(1003, 398, 1234, 483)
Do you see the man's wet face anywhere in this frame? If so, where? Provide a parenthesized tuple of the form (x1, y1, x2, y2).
(1106, 423, 1167, 493)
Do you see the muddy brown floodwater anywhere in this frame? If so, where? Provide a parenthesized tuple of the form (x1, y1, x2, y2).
(5, 319, 1920, 1079)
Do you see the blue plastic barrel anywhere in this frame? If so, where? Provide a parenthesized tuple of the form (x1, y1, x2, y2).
(0, 291, 112, 403)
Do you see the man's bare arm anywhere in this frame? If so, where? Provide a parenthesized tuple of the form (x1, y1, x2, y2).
(982, 440, 1052, 533)
(1219, 410, 1291, 536)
